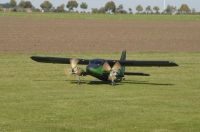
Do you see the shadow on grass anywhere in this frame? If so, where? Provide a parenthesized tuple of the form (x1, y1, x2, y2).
(69, 80, 122, 85)
(68, 80, 174, 86)
(124, 80, 174, 86)
(34, 79, 174, 86)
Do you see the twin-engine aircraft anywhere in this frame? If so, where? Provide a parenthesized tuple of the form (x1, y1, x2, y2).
(31, 51, 178, 85)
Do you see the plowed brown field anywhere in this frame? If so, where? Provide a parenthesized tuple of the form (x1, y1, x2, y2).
(0, 17, 200, 53)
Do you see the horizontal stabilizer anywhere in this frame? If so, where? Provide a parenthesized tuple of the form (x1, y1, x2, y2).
(124, 72, 150, 76)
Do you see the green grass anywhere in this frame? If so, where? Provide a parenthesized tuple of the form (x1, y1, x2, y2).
(1, 12, 200, 21)
(0, 52, 200, 132)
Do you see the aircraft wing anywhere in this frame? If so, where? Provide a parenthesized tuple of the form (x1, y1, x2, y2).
(106, 60, 178, 67)
(31, 56, 178, 67)
(31, 56, 89, 65)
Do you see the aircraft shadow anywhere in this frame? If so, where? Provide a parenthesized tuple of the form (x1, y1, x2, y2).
(34, 79, 174, 86)
(69, 80, 117, 85)
(69, 80, 174, 86)
(123, 81, 174, 86)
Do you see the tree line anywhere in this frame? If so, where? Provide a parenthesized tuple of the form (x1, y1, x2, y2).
(0, 0, 88, 12)
(0, 0, 198, 15)
(135, 4, 195, 14)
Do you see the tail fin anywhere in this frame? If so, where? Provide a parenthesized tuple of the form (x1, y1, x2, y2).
(120, 50, 126, 76)
(120, 50, 126, 61)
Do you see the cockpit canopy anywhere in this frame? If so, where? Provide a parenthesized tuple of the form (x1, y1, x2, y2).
(89, 59, 105, 65)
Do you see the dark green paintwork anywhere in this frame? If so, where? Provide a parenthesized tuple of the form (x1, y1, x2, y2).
(85, 50, 127, 81)
(86, 66, 110, 81)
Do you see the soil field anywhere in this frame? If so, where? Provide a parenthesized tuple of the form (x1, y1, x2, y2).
(0, 16, 200, 53)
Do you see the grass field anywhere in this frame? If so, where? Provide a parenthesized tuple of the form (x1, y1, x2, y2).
(1, 12, 200, 21)
(0, 52, 200, 131)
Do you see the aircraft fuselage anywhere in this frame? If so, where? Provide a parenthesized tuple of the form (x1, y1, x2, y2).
(86, 59, 123, 81)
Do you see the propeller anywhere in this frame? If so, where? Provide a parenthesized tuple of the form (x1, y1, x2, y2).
(103, 62, 112, 71)
(69, 58, 83, 76)
(103, 61, 121, 85)
(70, 59, 79, 70)
(64, 58, 83, 84)
(112, 62, 121, 72)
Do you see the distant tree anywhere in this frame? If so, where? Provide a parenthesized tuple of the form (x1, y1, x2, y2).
(136, 5, 143, 13)
(128, 8, 132, 14)
(165, 5, 176, 14)
(92, 8, 98, 13)
(145, 5, 152, 14)
(105, 1, 116, 13)
(153, 6, 160, 14)
(179, 4, 191, 14)
(0, 3, 10, 8)
(66, 0, 78, 12)
(50, 6, 56, 12)
(80, 2, 88, 12)
(18, 0, 32, 8)
(98, 7, 106, 13)
(56, 4, 65, 12)
(10, 0, 17, 8)
(117, 4, 123, 10)
(0, 4, 3, 11)
(92, 7, 106, 14)
(116, 4, 126, 14)
(24, 1, 32, 8)
(40, 1, 53, 12)
(18, 1, 25, 8)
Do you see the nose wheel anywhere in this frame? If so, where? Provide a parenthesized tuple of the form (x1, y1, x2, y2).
(111, 80, 116, 86)
(75, 76, 81, 85)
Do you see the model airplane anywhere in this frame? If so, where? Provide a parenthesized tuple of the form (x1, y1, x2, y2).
(31, 50, 178, 85)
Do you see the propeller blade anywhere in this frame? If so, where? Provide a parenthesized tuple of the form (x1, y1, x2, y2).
(103, 62, 112, 72)
(70, 59, 79, 69)
(108, 62, 121, 85)
(112, 61, 121, 71)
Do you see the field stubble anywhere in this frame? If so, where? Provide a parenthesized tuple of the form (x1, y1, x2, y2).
(0, 16, 200, 53)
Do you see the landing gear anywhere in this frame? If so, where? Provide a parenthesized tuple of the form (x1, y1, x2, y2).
(76, 76, 81, 85)
(109, 70, 117, 86)
(111, 80, 116, 86)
